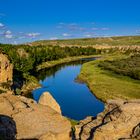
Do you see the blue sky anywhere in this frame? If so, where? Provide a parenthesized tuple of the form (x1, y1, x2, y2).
(0, 0, 140, 44)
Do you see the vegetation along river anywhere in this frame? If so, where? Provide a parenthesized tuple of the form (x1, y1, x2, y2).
(33, 58, 104, 120)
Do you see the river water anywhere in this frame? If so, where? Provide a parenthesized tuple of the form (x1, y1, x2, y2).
(33, 58, 104, 120)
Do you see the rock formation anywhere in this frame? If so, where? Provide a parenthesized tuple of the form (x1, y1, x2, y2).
(0, 53, 13, 83)
(74, 100, 140, 140)
(39, 92, 62, 114)
(0, 92, 71, 140)
(0, 90, 140, 140)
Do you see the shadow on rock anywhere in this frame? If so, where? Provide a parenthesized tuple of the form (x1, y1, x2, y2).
(0, 115, 17, 140)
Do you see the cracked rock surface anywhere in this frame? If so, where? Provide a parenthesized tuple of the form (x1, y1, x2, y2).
(74, 100, 140, 140)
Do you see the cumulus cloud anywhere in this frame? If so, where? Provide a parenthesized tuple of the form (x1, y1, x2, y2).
(4, 30, 13, 39)
(62, 33, 72, 37)
(26, 32, 41, 38)
(84, 34, 92, 38)
(5, 30, 12, 35)
(5, 34, 13, 39)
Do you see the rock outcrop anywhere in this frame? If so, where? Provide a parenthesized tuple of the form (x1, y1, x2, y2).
(39, 92, 61, 114)
(0, 53, 13, 83)
(0, 93, 71, 140)
(74, 100, 140, 140)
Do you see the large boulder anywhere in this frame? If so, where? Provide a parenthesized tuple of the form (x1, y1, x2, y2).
(0, 93, 71, 140)
(39, 92, 61, 114)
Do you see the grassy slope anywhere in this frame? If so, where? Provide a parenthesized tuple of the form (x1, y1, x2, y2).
(78, 54, 140, 102)
(37, 55, 100, 71)
(31, 36, 140, 47)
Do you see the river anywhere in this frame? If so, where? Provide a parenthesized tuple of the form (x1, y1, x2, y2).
(33, 58, 104, 120)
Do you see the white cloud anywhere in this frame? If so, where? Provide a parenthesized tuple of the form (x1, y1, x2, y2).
(0, 23, 4, 28)
(3, 30, 13, 39)
(84, 34, 92, 38)
(13, 41, 17, 44)
(5, 30, 12, 35)
(62, 33, 71, 37)
(5, 34, 13, 39)
(49, 37, 58, 40)
(27, 32, 41, 38)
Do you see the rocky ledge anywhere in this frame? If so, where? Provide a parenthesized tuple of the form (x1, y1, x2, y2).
(0, 91, 140, 140)
(0, 92, 71, 140)
(74, 100, 140, 140)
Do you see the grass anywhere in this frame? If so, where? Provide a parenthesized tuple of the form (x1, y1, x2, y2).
(31, 36, 140, 47)
(37, 55, 100, 71)
(68, 118, 79, 127)
(78, 55, 140, 102)
(98, 54, 140, 80)
(21, 74, 41, 96)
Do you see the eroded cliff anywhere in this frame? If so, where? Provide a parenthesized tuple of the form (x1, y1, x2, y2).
(0, 52, 13, 83)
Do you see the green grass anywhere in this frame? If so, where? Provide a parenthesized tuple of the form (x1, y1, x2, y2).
(67, 118, 79, 127)
(32, 36, 140, 47)
(78, 56, 140, 102)
(37, 55, 100, 71)
(98, 54, 140, 80)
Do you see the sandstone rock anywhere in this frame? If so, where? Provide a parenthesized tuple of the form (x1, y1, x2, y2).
(39, 131, 71, 140)
(75, 100, 140, 140)
(39, 92, 61, 114)
(0, 93, 71, 140)
(39, 132, 56, 140)
(0, 53, 13, 83)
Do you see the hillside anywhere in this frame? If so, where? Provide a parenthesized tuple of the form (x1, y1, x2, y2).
(30, 36, 140, 49)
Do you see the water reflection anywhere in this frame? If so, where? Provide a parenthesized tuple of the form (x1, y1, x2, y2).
(33, 57, 104, 120)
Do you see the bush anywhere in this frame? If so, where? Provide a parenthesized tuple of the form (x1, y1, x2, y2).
(98, 54, 140, 80)
(15, 88, 21, 95)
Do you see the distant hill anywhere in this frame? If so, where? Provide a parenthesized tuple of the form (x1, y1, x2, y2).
(30, 36, 140, 49)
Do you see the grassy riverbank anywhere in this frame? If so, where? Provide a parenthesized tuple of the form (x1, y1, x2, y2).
(37, 55, 100, 71)
(78, 54, 140, 102)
